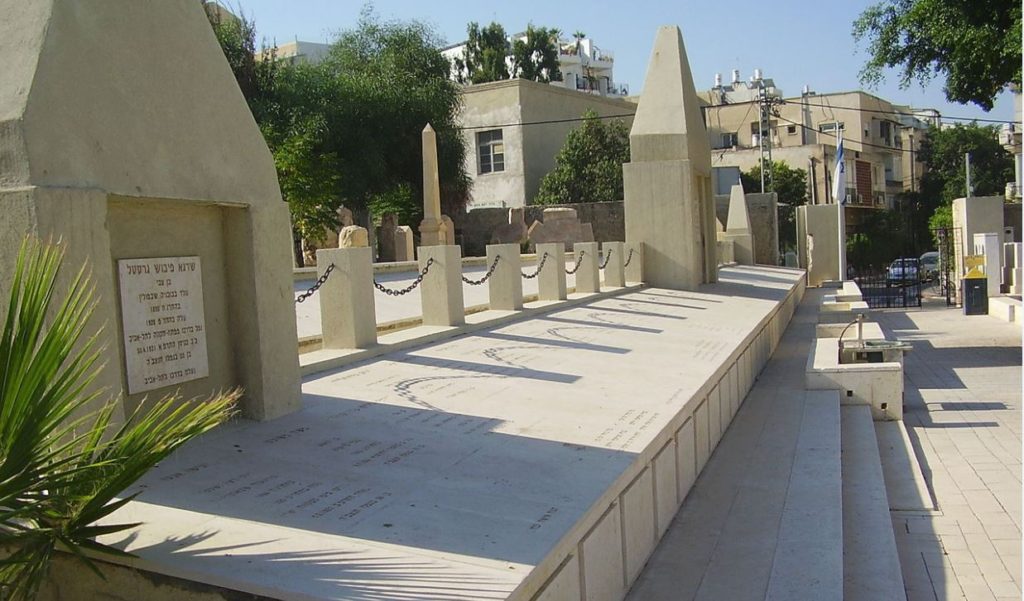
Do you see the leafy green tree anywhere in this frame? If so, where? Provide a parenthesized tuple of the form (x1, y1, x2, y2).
(206, 7, 470, 252)
(455, 22, 510, 84)
(0, 239, 236, 600)
(534, 110, 630, 205)
(919, 122, 1014, 204)
(511, 25, 562, 83)
(740, 160, 808, 251)
(852, 0, 1022, 110)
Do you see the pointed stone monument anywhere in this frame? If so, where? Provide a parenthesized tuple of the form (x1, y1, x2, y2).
(0, 0, 300, 421)
(419, 123, 450, 247)
(623, 26, 718, 290)
(719, 183, 755, 264)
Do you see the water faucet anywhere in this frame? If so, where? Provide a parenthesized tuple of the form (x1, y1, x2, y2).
(837, 313, 866, 356)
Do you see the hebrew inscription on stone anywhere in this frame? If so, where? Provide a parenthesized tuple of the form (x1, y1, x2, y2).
(118, 256, 209, 393)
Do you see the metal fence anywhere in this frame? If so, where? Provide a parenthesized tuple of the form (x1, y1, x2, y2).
(853, 261, 923, 309)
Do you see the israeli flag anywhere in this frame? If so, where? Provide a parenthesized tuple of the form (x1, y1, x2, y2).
(831, 132, 846, 204)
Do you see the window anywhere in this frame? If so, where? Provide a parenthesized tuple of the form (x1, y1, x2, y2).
(786, 124, 797, 135)
(819, 122, 845, 133)
(477, 130, 505, 174)
(719, 132, 738, 148)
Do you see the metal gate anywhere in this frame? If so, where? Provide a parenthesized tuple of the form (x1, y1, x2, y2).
(853, 262, 923, 308)
(932, 227, 962, 307)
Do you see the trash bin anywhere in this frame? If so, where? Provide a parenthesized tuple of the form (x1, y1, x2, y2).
(962, 278, 989, 315)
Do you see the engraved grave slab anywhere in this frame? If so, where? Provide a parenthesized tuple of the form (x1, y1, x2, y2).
(118, 256, 209, 394)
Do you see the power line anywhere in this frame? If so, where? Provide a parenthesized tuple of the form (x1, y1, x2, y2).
(771, 111, 918, 155)
(705, 97, 1020, 125)
(456, 112, 636, 131)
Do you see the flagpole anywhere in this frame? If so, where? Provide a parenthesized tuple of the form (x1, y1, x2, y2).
(832, 132, 847, 281)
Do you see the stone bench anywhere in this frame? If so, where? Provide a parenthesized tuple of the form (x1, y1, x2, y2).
(988, 295, 1021, 323)
(823, 280, 863, 304)
(805, 337, 903, 421)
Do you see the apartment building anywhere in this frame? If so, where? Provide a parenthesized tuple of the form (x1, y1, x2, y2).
(701, 76, 930, 226)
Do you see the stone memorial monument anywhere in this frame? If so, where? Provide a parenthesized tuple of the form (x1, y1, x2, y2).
(623, 26, 718, 290)
(719, 183, 755, 265)
(0, 0, 301, 421)
(418, 123, 452, 247)
(526, 207, 595, 247)
(377, 213, 399, 262)
(394, 226, 416, 262)
(796, 204, 844, 286)
(491, 207, 529, 245)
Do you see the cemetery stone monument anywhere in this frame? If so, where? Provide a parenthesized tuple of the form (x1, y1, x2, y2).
(377, 213, 399, 262)
(719, 183, 755, 265)
(623, 26, 718, 290)
(418, 124, 452, 247)
(0, 0, 301, 421)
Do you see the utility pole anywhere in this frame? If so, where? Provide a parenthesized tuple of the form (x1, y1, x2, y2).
(909, 134, 916, 193)
(965, 152, 974, 197)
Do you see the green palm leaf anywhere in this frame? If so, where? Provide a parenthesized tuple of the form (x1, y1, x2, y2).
(0, 238, 237, 600)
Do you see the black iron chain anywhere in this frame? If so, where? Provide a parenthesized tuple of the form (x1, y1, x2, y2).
(295, 263, 335, 303)
(374, 258, 434, 296)
(564, 251, 586, 275)
(463, 255, 501, 285)
(599, 249, 613, 269)
(521, 252, 550, 279)
(623, 248, 635, 267)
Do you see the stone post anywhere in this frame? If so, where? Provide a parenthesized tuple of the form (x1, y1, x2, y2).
(395, 226, 415, 262)
(316, 246, 376, 349)
(419, 124, 445, 247)
(603, 241, 626, 287)
(485, 243, 523, 310)
(574, 241, 601, 293)
(418, 245, 465, 326)
(536, 242, 567, 301)
(624, 242, 644, 284)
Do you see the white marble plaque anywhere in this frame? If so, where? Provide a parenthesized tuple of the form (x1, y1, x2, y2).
(118, 256, 209, 393)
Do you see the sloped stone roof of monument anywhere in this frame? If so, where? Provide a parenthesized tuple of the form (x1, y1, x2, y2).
(629, 26, 711, 164)
(0, 0, 281, 205)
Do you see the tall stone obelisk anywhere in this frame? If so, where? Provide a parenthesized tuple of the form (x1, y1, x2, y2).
(722, 182, 755, 264)
(623, 26, 718, 289)
(419, 123, 447, 246)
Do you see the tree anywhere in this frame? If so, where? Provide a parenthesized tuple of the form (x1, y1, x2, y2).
(534, 110, 630, 205)
(740, 160, 809, 251)
(852, 0, 1022, 110)
(206, 7, 470, 250)
(454, 22, 510, 84)
(918, 122, 1014, 205)
(0, 238, 236, 600)
(511, 25, 562, 83)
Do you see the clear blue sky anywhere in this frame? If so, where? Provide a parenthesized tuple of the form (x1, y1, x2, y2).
(235, 0, 1018, 126)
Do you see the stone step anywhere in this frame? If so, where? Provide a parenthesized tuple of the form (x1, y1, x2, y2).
(841, 404, 907, 601)
(764, 390, 843, 601)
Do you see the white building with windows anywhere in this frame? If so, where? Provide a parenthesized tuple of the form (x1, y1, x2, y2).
(458, 78, 636, 209)
(442, 34, 629, 98)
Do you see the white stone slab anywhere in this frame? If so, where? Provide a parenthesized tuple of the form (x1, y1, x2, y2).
(708, 385, 722, 450)
(117, 256, 208, 394)
(534, 554, 581, 601)
(582, 503, 625, 601)
(93, 266, 804, 601)
(621, 468, 656, 585)
(694, 399, 710, 472)
(676, 418, 697, 503)
(652, 441, 677, 537)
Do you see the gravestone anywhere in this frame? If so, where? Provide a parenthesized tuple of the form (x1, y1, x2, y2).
(394, 226, 415, 262)
(377, 213, 398, 262)
(340, 226, 369, 249)
(526, 207, 594, 247)
(0, 0, 300, 421)
(623, 26, 717, 290)
(419, 124, 451, 246)
(718, 183, 755, 265)
(491, 207, 529, 245)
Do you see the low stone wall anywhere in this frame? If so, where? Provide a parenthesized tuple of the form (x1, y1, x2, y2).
(455, 201, 625, 257)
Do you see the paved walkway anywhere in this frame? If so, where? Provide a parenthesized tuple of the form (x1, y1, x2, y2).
(625, 287, 831, 600)
(878, 304, 1022, 601)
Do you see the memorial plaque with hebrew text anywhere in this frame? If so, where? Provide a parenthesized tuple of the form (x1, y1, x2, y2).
(118, 256, 209, 393)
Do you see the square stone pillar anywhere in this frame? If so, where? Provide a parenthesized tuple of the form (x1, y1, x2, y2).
(317, 248, 376, 349)
(536, 243, 567, 301)
(486, 243, 523, 310)
(603, 241, 626, 287)
(418, 245, 465, 326)
(574, 241, 601, 293)
(624, 242, 644, 284)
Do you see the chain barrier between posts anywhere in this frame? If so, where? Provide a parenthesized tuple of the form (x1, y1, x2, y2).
(374, 258, 434, 296)
(521, 252, 550, 279)
(564, 251, 586, 275)
(599, 249, 612, 269)
(463, 255, 501, 285)
(295, 263, 335, 303)
(623, 248, 635, 268)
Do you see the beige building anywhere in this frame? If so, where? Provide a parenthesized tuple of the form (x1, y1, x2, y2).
(702, 88, 930, 225)
(458, 78, 636, 209)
